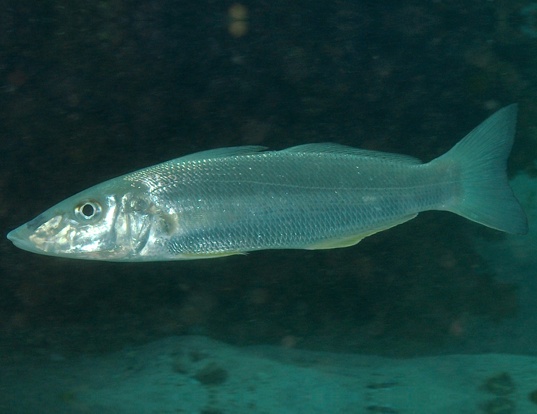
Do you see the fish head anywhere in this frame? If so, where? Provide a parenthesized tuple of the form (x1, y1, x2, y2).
(7, 180, 160, 261)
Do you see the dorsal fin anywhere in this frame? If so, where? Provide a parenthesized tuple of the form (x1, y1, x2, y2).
(282, 143, 422, 164)
(178, 146, 267, 162)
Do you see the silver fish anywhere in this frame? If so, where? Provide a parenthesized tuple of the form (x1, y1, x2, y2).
(7, 105, 527, 261)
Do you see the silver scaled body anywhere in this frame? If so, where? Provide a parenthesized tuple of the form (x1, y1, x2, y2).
(7, 105, 527, 261)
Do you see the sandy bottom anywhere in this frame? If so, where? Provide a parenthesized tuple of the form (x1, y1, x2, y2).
(1, 334, 536, 414)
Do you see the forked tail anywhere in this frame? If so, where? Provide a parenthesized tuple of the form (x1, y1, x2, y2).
(431, 104, 527, 234)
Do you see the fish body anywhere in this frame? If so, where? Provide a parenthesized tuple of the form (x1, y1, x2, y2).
(7, 105, 527, 261)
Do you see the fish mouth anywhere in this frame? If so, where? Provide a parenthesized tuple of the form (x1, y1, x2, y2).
(8, 213, 123, 260)
(7, 214, 67, 256)
(7, 224, 45, 255)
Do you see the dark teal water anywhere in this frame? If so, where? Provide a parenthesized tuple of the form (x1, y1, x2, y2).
(1, 2, 536, 407)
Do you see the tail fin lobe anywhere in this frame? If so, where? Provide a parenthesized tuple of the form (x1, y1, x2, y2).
(434, 104, 527, 234)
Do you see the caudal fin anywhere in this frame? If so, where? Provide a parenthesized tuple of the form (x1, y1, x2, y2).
(433, 104, 527, 234)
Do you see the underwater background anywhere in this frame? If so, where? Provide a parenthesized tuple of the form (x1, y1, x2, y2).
(1, 1, 537, 412)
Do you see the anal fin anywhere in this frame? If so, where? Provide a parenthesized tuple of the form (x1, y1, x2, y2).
(306, 214, 418, 250)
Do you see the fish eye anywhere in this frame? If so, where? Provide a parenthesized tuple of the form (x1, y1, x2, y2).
(75, 201, 102, 220)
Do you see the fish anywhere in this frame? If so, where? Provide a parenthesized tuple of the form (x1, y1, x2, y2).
(7, 104, 527, 261)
